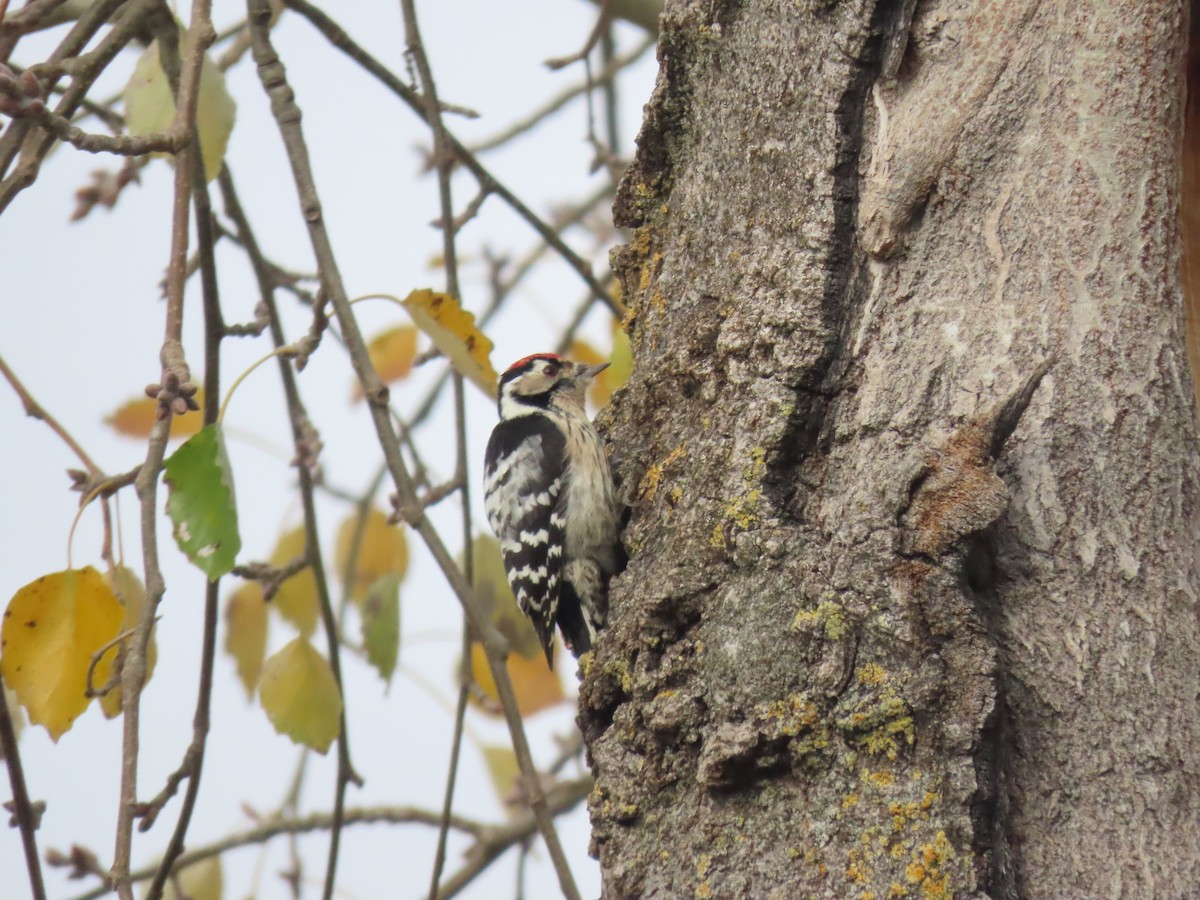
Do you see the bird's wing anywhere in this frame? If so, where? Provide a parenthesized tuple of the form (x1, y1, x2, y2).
(483, 415, 567, 666)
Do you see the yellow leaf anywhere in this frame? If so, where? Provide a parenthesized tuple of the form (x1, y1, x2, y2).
(224, 582, 268, 700)
(105, 389, 204, 439)
(469, 641, 565, 718)
(354, 325, 418, 401)
(402, 289, 498, 398)
(1, 568, 123, 741)
(156, 856, 223, 900)
(335, 508, 408, 602)
(124, 40, 237, 182)
(269, 526, 317, 636)
(480, 744, 520, 807)
(99, 566, 158, 719)
(259, 637, 342, 754)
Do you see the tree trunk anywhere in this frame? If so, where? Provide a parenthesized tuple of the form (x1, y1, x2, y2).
(581, 1, 1200, 897)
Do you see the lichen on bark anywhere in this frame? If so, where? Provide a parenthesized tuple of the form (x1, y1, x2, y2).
(583, 0, 1200, 898)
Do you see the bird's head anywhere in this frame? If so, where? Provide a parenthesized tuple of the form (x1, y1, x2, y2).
(496, 353, 609, 419)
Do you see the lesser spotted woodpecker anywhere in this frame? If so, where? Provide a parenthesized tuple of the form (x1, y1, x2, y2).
(483, 353, 620, 667)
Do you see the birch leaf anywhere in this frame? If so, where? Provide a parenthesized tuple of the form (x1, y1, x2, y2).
(269, 526, 318, 636)
(124, 40, 237, 181)
(361, 573, 400, 685)
(259, 637, 342, 754)
(224, 582, 268, 700)
(99, 566, 157, 718)
(481, 744, 520, 808)
(157, 856, 223, 900)
(469, 641, 565, 718)
(164, 424, 240, 580)
(354, 325, 418, 400)
(335, 508, 408, 602)
(1, 567, 123, 740)
(402, 289, 498, 397)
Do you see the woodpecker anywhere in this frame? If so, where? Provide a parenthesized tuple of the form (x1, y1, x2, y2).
(483, 353, 620, 667)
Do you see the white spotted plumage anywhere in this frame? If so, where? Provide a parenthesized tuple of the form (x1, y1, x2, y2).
(482, 354, 621, 667)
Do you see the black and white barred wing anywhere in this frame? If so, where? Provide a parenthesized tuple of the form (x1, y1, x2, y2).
(482, 416, 567, 666)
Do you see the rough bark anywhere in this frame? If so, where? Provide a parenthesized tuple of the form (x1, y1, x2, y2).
(581, 1, 1200, 898)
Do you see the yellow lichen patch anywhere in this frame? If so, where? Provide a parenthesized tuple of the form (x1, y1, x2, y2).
(846, 847, 870, 884)
(638, 443, 687, 504)
(839, 690, 915, 761)
(842, 792, 861, 809)
(864, 769, 895, 789)
(710, 522, 727, 548)
(694, 852, 713, 899)
(903, 831, 955, 899)
(793, 600, 848, 640)
(857, 663, 888, 686)
(889, 883, 910, 898)
(639, 252, 663, 293)
(720, 447, 769, 533)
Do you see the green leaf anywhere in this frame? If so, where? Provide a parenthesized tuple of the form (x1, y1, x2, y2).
(259, 637, 342, 754)
(361, 573, 400, 685)
(124, 39, 237, 182)
(164, 424, 240, 580)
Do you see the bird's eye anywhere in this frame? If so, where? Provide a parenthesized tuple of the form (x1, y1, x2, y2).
(543, 363, 559, 377)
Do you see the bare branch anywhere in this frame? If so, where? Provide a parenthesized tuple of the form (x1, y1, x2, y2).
(248, 9, 583, 899)
(67, 802, 498, 900)
(0, 674, 47, 900)
(0, 0, 158, 213)
(544, 0, 612, 71)
(281, 0, 621, 318)
(111, 4, 213, 896)
(435, 777, 592, 899)
(468, 35, 652, 155)
(0, 353, 102, 475)
(0, 76, 186, 155)
(215, 155, 362, 900)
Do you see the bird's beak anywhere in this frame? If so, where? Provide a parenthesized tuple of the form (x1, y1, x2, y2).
(578, 362, 610, 381)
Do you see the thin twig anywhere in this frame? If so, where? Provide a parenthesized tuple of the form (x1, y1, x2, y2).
(280, 0, 620, 318)
(67, 803, 491, 900)
(111, 4, 212, 896)
(246, 10, 581, 900)
(467, 35, 652, 155)
(402, 4, 474, 884)
(0, 353, 101, 475)
(0, 79, 186, 154)
(0, 674, 47, 900)
(143, 59, 227, 897)
(434, 777, 592, 900)
(0, 0, 153, 213)
(216, 159, 361, 900)
(544, 0, 612, 70)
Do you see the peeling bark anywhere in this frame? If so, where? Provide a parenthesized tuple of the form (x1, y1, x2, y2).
(582, 1, 1200, 898)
